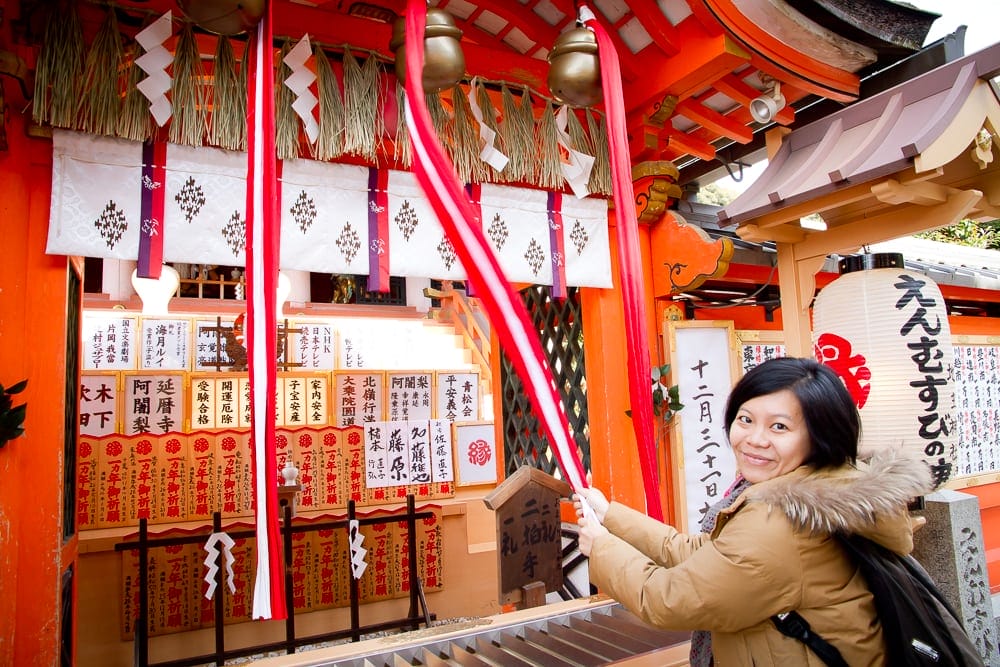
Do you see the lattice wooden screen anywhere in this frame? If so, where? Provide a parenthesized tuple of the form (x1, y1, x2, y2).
(500, 286, 590, 479)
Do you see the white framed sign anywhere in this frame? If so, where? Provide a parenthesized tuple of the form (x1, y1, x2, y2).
(666, 319, 740, 533)
(139, 318, 191, 370)
(83, 313, 137, 370)
(434, 370, 480, 421)
(333, 371, 385, 426)
(80, 372, 119, 436)
(453, 421, 498, 486)
(387, 371, 433, 422)
(122, 372, 184, 435)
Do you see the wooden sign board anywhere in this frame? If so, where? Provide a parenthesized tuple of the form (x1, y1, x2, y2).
(290, 320, 337, 370)
(483, 466, 570, 606)
(386, 371, 434, 422)
(122, 372, 184, 435)
(735, 329, 786, 377)
(333, 371, 385, 426)
(434, 370, 480, 421)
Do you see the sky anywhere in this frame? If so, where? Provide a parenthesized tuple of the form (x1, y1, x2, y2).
(715, 0, 1000, 194)
(912, 0, 1000, 54)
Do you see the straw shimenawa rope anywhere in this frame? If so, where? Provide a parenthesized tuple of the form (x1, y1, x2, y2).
(367, 55, 389, 160)
(393, 81, 412, 168)
(565, 108, 592, 161)
(535, 99, 563, 190)
(169, 23, 208, 147)
(451, 84, 487, 184)
(33, 0, 85, 128)
(33, 9, 615, 196)
(342, 50, 380, 162)
(315, 45, 346, 161)
(425, 90, 452, 157)
(498, 85, 533, 183)
(117, 41, 155, 142)
(587, 109, 612, 196)
(209, 35, 246, 151)
(78, 9, 123, 136)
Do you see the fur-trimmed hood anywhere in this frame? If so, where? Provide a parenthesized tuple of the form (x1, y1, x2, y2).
(741, 448, 934, 554)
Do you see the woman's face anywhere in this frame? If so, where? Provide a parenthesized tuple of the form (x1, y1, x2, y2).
(729, 389, 811, 484)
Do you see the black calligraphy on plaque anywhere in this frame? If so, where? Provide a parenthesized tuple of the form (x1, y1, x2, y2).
(80, 375, 118, 436)
(673, 323, 739, 532)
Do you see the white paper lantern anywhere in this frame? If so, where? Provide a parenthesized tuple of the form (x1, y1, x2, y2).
(812, 253, 956, 488)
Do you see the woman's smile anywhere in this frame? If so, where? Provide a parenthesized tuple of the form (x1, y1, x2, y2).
(729, 389, 811, 483)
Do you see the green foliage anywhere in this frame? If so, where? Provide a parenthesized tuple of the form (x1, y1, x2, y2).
(627, 364, 684, 425)
(696, 182, 739, 207)
(0, 380, 28, 448)
(916, 219, 1000, 250)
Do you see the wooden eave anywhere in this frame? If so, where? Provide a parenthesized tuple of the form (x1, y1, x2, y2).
(719, 42, 1000, 246)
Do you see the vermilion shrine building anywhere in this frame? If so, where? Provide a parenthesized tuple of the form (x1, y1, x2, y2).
(1, 0, 999, 664)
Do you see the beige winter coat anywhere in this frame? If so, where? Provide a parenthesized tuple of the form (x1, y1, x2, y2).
(587, 451, 933, 666)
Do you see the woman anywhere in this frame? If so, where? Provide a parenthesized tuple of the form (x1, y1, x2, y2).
(575, 357, 932, 666)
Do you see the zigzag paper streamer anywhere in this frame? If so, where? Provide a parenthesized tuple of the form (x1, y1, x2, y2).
(283, 35, 319, 144)
(348, 519, 368, 579)
(203, 531, 237, 599)
(135, 11, 174, 127)
(468, 78, 508, 171)
(555, 105, 595, 199)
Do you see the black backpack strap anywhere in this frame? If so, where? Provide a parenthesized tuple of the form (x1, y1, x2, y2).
(772, 611, 850, 667)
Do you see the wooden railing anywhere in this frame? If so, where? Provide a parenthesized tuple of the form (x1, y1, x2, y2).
(423, 282, 492, 388)
(116, 496, 434, 667)
(176, 276, 245, 301)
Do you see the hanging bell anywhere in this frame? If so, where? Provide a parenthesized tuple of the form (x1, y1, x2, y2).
(176, 0, 266, 35)
(547, 26, 602, 108)
(390, 9, 466, 94)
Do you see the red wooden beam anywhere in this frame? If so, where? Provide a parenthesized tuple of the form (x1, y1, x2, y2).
(675, 98, 752, 144)
(623, 21, 749, 120)
(663, 128, 716, 161)
(627, 4, 682, 57)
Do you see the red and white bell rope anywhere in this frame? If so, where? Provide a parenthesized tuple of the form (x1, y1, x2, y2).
(580, 4, 661, 520)
(246, 1, 286, 620)
(402, 0, 589, 500)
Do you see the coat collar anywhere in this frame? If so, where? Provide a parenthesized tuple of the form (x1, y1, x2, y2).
(719, 449, 933, 553)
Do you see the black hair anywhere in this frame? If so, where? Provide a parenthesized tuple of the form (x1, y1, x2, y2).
(724, 357, 859, 468)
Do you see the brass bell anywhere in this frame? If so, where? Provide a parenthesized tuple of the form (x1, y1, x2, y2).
(390, 9, 466, 94)
(547, 26, 602, 108)
(176, 0, 266, 36)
